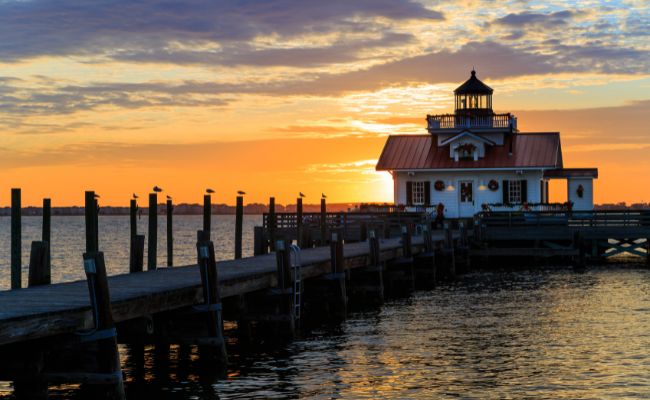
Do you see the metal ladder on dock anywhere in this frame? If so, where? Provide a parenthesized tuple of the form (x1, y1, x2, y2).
(290, 244, 302, 321)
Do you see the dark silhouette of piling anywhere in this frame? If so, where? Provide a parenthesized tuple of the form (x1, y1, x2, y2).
(235, 195, 243, 259)
(269, 197, 276, 251)
(167, 198, 173, 267)
(296, 197, 303, 248)
(148, 193, 157, 270)
(203, 194, 211, 240)
(28, 241, 50, 287)
(320, 198, 327, 245)
(11, 188, 21, 289)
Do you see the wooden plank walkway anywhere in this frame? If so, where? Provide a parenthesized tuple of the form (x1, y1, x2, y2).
(0, 235, 433, 346)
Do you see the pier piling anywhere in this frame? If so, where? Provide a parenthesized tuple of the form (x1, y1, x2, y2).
(235, 195, 243, 259)
(296, 197, 303, 248)
(320, 198, 327, 245)
(11, 188, 21, 289)
(148, 193, 157, 271)
(167, 198, 173, 267)
(269, 197, 276, 252)
(27, 241, 50, 287)
(42, 198, 51, 275)
(203, 194, 211, 239)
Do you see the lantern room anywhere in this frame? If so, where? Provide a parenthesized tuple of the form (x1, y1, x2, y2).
(454, 69, 493, 116)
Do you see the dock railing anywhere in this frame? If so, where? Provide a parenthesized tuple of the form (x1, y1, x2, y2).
(476, 209, 650, 228)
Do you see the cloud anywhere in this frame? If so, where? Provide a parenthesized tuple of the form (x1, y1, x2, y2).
(0, 0, 442, 62)
(493, 10, 583, 27)
(113, 32, 414, 68)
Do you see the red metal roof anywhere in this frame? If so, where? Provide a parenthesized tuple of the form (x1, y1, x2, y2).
(376, 133, 562, 171)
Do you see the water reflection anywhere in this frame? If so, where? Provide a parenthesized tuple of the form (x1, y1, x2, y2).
(3, 266, 650, 399)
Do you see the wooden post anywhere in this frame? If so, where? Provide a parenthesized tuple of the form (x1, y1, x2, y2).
(82, 251, 126, 399)
(330, 230, 344, 274)
(165, 198, 174, 267)
(269, 197, 276, 252)
(401, 225, 412, 259)
(94, 197, 100, 251)
(28, 241, 50, 287)
(646, 237, 650, 268)
(85, 191, 98, 253)
(369, 230, 380, 268)
(203, 194, 211, 239)
(129, 199, 139, 272)
(130, 235, 145, 273)
(196, 232, 227, 363)
(275, 239, 292, 291)
(320, 198, 327, 246)
(254, 226, 267, 256)
(296, 197, 303, 248)
(11, 188, 21, 289)
(129, 199, 137, 244)
(148, 193, 157, 271)
(42, 198, 52, 281)
(235, 195, 243, 259)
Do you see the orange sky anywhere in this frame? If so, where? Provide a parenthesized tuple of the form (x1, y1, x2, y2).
(0, 1, 648, 206)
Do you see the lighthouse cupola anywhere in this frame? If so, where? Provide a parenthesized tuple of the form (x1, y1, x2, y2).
(454, 69, 493, 116)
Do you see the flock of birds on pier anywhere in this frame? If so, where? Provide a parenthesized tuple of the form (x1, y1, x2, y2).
(126, 187, 325, 202)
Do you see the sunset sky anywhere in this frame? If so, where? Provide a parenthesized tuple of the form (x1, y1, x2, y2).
(0, 0, 648, 206)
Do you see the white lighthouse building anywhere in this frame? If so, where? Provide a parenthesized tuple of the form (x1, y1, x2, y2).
(376, 70, 597, 218)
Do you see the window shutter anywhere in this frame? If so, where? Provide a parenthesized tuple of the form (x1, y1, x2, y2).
(406, 181, 413, 205)
(502, 180, 509, 203)
(521, 180, 528, 203)
(424, 181, 431, 206)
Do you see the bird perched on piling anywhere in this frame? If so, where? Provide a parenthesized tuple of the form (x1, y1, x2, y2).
(206, 188, 215, 194)
(132, 193, 138, 199)
(299, 192, 306, 198)
(94, 193, 100, 198)
(237, 190, 246, 195)
(153, 186, 163, 193)
(322, 193, 327, 199)
(166, 195, 172, 200)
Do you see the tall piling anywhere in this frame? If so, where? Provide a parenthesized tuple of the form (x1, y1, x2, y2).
(203, 194, 211, 240)
(148, 193, 157, 270)
(320, 198, 327, 246)
(269, 197, 276, 252)
(235, 195, 243, 259)
(11, 188, 21, 289)
(167, 198, 173, 267)
(296, 197, 303, 248)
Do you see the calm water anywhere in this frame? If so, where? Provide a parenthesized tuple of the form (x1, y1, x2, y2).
(1, 218, 650, 398)
(0, 215, 261, 289)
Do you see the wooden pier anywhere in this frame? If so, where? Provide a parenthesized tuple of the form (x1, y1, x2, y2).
(1, 188, 648, 399)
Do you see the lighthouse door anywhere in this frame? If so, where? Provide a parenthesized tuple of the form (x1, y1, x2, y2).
(458, 180, 475, 217)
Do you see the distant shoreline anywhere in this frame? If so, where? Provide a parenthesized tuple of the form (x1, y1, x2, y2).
(0, 202, 363, 216)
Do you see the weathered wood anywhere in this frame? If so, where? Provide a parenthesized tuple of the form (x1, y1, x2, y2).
(28, 241, 50, 287)
(82, 251, 126, 399)
(129, 235, 145, 273)
(320, 198, 327, 245)
(196, 235, 227, 363)
(296, 197, 303, 248)
(148, 193, 157, 271)
(85, 191, 98, 253)
(41, 198, 52, 279)
(401, 225, 412, 258)
(253, 226, 267, 256)
(129, 199, 139, 273)
(167, 199, 173, 267)
(203, 194, 211, 239)
(330, 230, 344, 274)
(11, 188, 22, 289)
(0, 236, 433, 346)
(269, 197, 276, 252)
(235, 196, 243, 259)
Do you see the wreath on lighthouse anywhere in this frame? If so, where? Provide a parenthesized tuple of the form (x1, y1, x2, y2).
(488, 179, 499, 191)
(434, 180, 445, 191)
(577, 184, 584, 198)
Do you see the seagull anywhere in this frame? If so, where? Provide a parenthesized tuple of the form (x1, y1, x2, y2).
(153, 186, 163, 193)
(166, 195, 172, 200)
(237, 190, 246, 195)
(94, 193, 100, 199)
(322, 193, 327, 199)
(299, 192, 306, 198)
(132, 193, 139, 199)
(206, 188, 215, 194)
